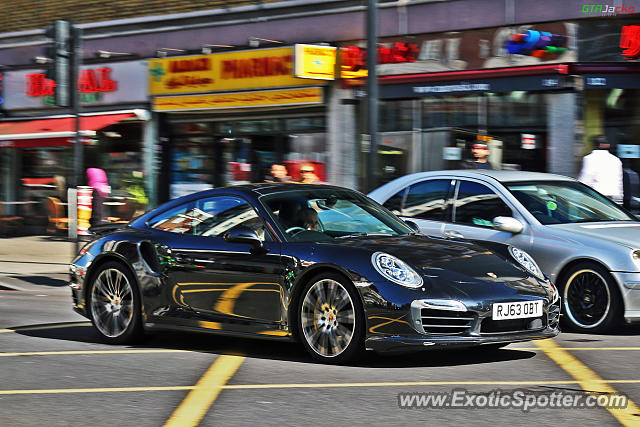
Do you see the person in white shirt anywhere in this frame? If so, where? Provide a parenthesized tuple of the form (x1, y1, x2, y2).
(578, 135, 623, 204)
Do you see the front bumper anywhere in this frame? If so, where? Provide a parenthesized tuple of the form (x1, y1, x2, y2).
(365, 326, 559, 353)
(611, 272, 640, 323)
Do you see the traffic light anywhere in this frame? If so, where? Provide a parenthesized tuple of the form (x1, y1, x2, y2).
(44, 20, 71, 106)
(505, 30, 567, 59)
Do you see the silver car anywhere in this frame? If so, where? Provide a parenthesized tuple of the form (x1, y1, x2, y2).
(369, 170, 640, 333)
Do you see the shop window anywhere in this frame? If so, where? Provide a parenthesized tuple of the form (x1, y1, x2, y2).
(379, 100, 413, 132)
(422, 98, 446, 128)
(174, 123, 210, 134)
(285, 117, 325, 131)
(454, 180, 512, 227)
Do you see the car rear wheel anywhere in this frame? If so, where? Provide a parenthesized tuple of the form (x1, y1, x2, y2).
(560, 262, 622, 333)
(297, 272, 365, 363)
(88, 261, 143, 344)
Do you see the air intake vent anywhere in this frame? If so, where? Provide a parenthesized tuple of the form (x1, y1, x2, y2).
(481, 316, 546, 334)
(420, 308, 474, 334)
(138, 241, 161, 274)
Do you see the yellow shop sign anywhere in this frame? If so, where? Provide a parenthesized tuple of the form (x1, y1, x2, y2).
(294, 44, 337, 80)
(148, 47, 326, 95)
(152, 87, 324, 111)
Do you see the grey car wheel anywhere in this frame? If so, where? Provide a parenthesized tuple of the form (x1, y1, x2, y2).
(298, 272, 364, 363)
(560, 262, 621, 333)
(88, 261, 143, 344)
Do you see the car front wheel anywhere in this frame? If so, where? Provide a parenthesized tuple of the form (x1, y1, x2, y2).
(88, 261, 143, 344)
(297, 272, 365, 363)
(560, 262, 622, 333)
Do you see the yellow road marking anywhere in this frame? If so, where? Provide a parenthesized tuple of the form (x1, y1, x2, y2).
(4, 379, 640, 395)
(535, 339, 640, 426)
(163, 355, 245, 427)
(0, 322, 91, 333)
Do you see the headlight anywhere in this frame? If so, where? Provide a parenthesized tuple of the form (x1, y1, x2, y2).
(632, 250, 640, 265)
(372, 252, 423, 288)
(509, 246, 545, 281)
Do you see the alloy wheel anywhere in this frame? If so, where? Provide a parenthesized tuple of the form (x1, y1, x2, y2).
(90, 268, 134, 338)
(563, 269, 611, 329)
(300, 279, 356, 358)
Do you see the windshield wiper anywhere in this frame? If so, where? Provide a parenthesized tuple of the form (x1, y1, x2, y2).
(334, 232, 392, 239)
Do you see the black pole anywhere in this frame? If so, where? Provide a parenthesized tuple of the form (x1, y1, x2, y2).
(71, 25, 82, 189)
(71, 25, 82, 251)
(366, 0, 378, 192)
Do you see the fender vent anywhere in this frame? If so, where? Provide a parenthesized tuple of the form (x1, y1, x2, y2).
(139, 241, 161, 274)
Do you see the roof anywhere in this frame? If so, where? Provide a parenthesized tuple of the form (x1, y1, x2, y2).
(393, 169, 574, 183)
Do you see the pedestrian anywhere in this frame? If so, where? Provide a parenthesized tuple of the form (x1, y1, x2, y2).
(578, 135, 623, 205)
(266, 163, 292, 183)
(86, 168, 111, 226)
(299, 163, 321, 183)
(464, 142, 493, 169)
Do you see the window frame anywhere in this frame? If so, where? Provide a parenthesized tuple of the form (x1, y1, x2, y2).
(397, 178, 456, 222)
(451, 178, 514, 228)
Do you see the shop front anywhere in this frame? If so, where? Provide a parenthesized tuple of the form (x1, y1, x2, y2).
(0, 60, 152, 234)
(148, 47, 329, 201)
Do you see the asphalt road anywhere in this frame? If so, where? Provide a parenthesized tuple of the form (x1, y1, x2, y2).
(1, 269, 640, 427)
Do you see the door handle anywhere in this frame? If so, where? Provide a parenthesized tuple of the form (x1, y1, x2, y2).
(444, 230, 464, 239)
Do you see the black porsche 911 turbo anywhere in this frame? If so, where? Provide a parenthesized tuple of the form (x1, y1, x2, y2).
(69, 183, 559, 363)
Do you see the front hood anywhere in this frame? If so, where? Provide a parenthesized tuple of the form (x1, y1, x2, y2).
(326, 234, 531, 283)
(319, 234, 552, 307)
(549, 221, 640, 249)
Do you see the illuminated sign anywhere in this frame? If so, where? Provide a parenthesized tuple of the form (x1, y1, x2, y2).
(152, 87, 323, 111)
(294, 44, 337, 80)
(148, 47, 326, 95)
(340, 42, 419, 78)
(25, 68, 117, 97)
(505, 30, 567, 58)
(621, 25, 640, 59)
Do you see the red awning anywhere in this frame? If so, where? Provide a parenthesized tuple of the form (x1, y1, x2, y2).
(0, 113, 136, 148)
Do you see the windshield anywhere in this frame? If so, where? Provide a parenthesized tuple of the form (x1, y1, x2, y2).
(260, 188, 412, 242)
(505, 180, 636, 225)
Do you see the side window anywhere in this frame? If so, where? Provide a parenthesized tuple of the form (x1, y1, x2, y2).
(149, 202, 194, 234)
(402, 179, 451, 220)
(454, 181, 512, 227)
(382, 189, 405, 215)
(150, 196, 268, 240)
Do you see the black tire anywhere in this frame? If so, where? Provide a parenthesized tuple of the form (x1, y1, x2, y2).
(559, 262, 622, 333)
(87, 260, 143, 344)
(297, 272, 365, 363)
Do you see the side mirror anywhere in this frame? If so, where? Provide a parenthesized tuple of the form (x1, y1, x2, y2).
(493, 216, 524, 234)
(404, 219, 421, 234)
(223, 226, 266, 253)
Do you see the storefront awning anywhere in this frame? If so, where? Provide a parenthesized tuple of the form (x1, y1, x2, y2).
(0, 113, 136, 148)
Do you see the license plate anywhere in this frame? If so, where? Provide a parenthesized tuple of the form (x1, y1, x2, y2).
(492, 300, 542, 320)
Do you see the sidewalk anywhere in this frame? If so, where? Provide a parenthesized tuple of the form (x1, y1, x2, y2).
(0, 235, 76, 265)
